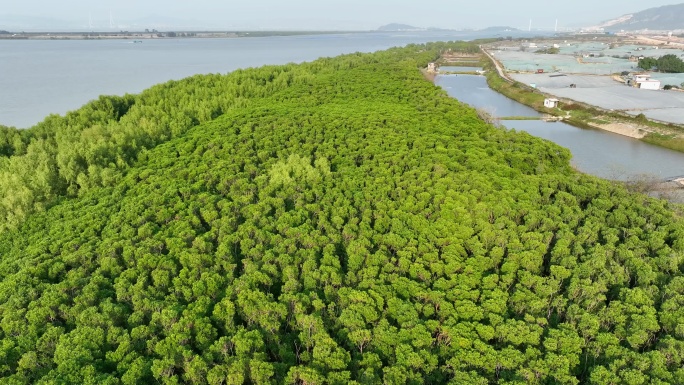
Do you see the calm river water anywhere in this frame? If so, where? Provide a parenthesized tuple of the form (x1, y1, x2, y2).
(435, 74, 684, 181)
(1, 30, 543, 129)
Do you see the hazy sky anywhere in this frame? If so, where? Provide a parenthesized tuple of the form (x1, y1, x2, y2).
(0, 1, 680, 30)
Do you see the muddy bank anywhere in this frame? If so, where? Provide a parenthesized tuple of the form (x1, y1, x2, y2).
(592, 122, 650, 139)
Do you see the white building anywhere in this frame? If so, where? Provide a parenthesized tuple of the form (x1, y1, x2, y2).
(544, 98, 560, 108)
(633, 74, 651, 82)
(629, 74, 661, 90)
(638, 80, 661, 90)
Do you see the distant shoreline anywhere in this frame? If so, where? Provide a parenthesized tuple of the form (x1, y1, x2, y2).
(0, 29, 554, 41)
(0, 30, 367, 40)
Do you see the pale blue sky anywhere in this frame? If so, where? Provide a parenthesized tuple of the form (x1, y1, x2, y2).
(0, 1, 680, 30)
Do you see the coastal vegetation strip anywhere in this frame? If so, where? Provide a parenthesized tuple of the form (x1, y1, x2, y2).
(1, 42, 684, 384)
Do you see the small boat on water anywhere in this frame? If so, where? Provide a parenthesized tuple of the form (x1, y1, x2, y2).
(133, 40, 143, 43)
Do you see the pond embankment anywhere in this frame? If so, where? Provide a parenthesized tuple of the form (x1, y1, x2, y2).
(478, 46, 684, 150)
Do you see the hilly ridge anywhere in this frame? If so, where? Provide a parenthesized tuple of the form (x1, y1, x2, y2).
(594, 3, 684, 31)
(1, 42, 684, 384)
(377, 23, 424, 31)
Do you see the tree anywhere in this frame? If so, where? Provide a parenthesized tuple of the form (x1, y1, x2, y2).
(656, 54, 684, 73)
(0, 41, 684, 384)
(637, 57, 657, 70)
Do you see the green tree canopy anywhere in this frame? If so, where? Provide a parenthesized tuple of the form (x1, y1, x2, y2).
(0, 41, 683, 384)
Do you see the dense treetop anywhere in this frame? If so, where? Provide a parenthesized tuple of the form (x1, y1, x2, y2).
(1, 42, 684, 384)
(638, 54, 684, 73)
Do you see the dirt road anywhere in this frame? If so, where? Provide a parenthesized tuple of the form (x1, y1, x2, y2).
(481, 48, 512, 82)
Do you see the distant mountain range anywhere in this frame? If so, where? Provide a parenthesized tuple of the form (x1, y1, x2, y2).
(376, 23, 426, 32)
(589, 3, 684, 31)
(478, 26, 520, 32)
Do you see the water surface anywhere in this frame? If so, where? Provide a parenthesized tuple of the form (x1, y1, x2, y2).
(435, 74, 539, 118)
(436, 74, 684, 181)
(1, 30, 549, 128)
